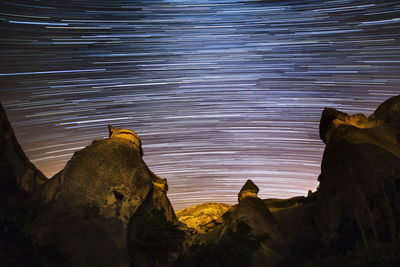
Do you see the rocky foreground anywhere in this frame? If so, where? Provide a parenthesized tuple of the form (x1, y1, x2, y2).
(1, 95, 400, 266)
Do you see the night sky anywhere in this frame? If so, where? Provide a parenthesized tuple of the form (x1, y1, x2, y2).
(1, 0, 399, 210)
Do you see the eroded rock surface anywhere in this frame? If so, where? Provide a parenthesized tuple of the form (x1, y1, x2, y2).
(176, 203, 231, 230)
(29, 126, 179, 266)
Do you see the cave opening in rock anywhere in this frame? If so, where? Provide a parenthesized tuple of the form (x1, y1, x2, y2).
(114, 190, 124, 201)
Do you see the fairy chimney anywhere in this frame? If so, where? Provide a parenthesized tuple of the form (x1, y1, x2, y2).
(238, 179, 259, 203)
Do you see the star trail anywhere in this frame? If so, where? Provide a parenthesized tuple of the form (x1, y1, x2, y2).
(0, 0, 399, 210)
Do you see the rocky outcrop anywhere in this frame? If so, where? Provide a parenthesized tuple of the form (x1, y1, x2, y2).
(127, 182, 184, 267)
(0, 103, 47, 266)
(317, 95, 400, 251)
(178, 95, 400, 266)
(0, 103, 47, 198)
(33, 131, 181, 266)
(31, 138, 146, 266)
(373, 95, 400, 142)
(238, 179, 259, 202)
(176, 203, 231, 230)
(319, 107, 378, 143)
(263, 196, 308, 212)
(108, 124, 143, 156)
(179, 180, 289, 267)
(0, 105, 181, 267)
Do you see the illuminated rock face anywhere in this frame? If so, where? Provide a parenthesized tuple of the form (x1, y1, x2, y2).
(41, 138, 150, 223)
(319, 107, 379, 143)
(333, 113, 378, 129)
(176, 203, 231, 230)
(108, 124, 143, 156)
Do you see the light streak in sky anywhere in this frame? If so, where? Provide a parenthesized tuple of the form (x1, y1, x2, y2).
(0, 0, 399, 210)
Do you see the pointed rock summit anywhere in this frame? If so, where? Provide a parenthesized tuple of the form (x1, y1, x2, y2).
(238, 179, 259, 202)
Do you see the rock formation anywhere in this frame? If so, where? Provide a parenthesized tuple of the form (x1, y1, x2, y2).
(238, 179, 259, 202)
(316, 94, 400, 253)
(0, 103, 47, 266)
(0, 104, 47, 197)
(176, 203, 231, 230)
(108, 124, 143, 156)
(178, 94, 400, 266)
(373, 95, 400, 142)
(178, 179, 289, 267)
(35, 130, 182, 266)
(1, 94, 400, 267)
(0, 108, 182, 266)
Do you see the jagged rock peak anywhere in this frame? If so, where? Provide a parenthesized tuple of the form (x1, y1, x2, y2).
(238, 179, 259, 202)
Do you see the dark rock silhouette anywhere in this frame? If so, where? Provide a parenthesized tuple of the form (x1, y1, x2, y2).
(0, 103, 47, 266)
(373, 94, 400, 142)
(238, 179, 259, 202)
(1, 94, 400, 266)
(316, 95, 400, 253)
(0, 104, 47, 197)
